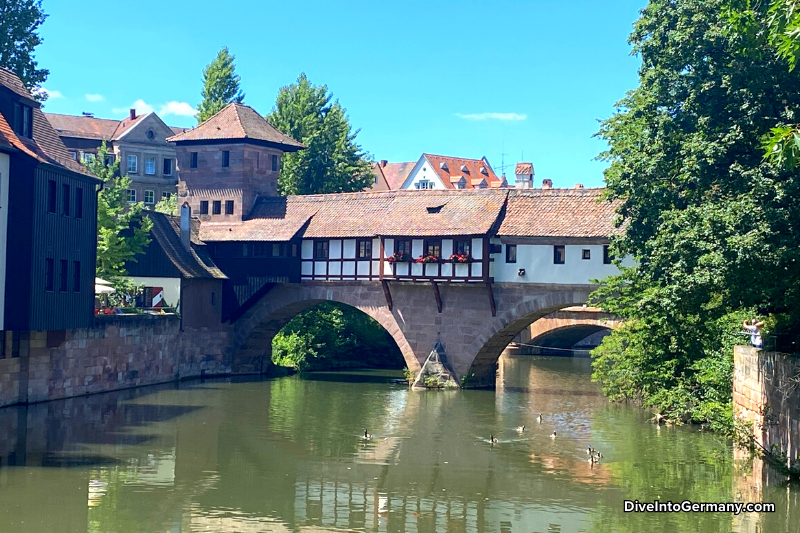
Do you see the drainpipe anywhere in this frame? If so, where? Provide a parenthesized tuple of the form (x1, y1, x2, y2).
(93, 180, 104, 325)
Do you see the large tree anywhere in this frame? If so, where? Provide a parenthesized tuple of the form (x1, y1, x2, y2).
(86, 143, 152, 279)
(0, 0, 49, 99)
(591, 0, 800, 429)
(196, 47, 244, 123)
(267, 73, 374, 195)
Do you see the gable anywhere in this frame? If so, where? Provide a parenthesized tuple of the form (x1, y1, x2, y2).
(116, 113, 175, 144)
(399, 156, 447, 190)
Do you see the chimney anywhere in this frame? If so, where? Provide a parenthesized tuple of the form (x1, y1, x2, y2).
(542, 179, 553, 189)
(180, 202, 191, 251)
(574, 183, 584, 189)
(129, 108, 136, 121)
(380, 159, 388, 167)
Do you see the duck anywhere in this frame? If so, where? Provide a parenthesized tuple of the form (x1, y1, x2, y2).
(537, 414, 543, 423)
(490, 435, 499, 445)
(362, 429, 373, 440)
(587, 446, 594, 455)
(550, 431, 557, 439)
(516, 425, 526, 433)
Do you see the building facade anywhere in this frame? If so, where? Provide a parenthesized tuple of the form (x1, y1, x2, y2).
(46, 110, 186, 205)
(0, 68, 100, 344)
(369, 154, 507, 191)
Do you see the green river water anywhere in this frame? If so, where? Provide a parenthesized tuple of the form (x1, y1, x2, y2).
(0, 355, 797, 532)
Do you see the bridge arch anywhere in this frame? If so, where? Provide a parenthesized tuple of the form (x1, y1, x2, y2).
(231, 282, 594, 387)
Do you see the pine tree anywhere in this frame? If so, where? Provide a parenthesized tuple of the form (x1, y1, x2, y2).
(0, 0, 49, 100)
(196, 47, 244, 123)
(86, 143, 152, 278)
(267, 73, 374, 195)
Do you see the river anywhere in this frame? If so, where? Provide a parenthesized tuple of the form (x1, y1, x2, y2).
(0, 355, 796, 532)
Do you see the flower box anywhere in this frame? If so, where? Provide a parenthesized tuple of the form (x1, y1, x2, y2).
(415, 255, 440, 264)
(449, 253, 471, 264)
(387, 251, 411, 263)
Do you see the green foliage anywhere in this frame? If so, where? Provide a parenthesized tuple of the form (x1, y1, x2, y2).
(154, 193, 177, 216)
(267, 73, 374, 195)
(0, 0, 48, 99)
(196, 47, 244, 123)
(271, 303, 403, 371)
(86, 142, 152, 278)
(592, 0, 800, 430)
(403, 367, 415, 383)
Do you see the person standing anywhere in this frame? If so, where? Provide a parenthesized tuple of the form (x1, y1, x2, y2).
(743, 319, 765, 348)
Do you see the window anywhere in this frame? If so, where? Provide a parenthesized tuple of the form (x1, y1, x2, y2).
(144, 190, 155, 204)
(199, 200, 209, 214)
(45, 258, 54, 291)
(75, 188, 83, 219)
(47, 180, 57, 213)
(72, 261, 81, 292)
(603, 244, 614, 265)
(105, 153, 115, 166)
(357, 239, 372, 259)
(424, 239, 441, 258)
(271, 154, 278, 171)
(582, 249, 591, 260)
(554, 245, 566, 265)
(225, 200, 234, 215)
(190, 152, 198, 168)
(162, 192, 172, 200)
(222, 150, 230, 167)
(59, 260, 68, 292)
(13, 103, 33, 138)
(163, 158, 173, 176)
(453, 239, 471, 256)
(145, 157, 156, 175)
(253, 243, 269, 257)
(126, 189, 136, 203)
(69, 151, 78, 160)
(506, 244, 517, 263)
(314, 240, 329, 259)
(62, 183, 70, 216)
(395, 239, 412, 256)
(82, 152, 95, 163)
(127, 154, 138, 173)
(212, 200, 221, 214)
(416, 180, 434, 190)
(272, 243, 288, 257)
(374, 174, 378, 184)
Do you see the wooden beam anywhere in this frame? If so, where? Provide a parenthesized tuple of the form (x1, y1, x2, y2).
(381, 280, 393, 311)
(432, 281, 442, 313)
(379, 237, 385, 281)
(486, 282, 496, 317)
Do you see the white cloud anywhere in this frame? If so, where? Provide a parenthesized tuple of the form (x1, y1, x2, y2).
(85, 93, 104, 102)
(455, 112, 527, 121)
(34, 87, 63, 99)
(111, 99, 196, 117)
(159, 101, 196, 117)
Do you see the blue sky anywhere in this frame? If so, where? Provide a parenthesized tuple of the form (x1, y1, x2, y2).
(38, 0, 645, 188)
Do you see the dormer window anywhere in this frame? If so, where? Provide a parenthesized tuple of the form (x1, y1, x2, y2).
(460, 164, 468, 173)
(440, 162, 448, 171)
(480, 166, 488, 175)
(13, 103, 33, 138)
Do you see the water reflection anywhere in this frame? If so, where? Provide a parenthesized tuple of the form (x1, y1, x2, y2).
(0, 357, 796, 532)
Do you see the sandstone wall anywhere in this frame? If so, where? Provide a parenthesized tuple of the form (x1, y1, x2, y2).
(0, 315, 232, 408)
(734, 345, 800, 465)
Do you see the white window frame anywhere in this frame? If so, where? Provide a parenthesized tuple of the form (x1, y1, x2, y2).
(145, 156, 156, 175)
(416, 180, 433, 190)
(82, 152, 95, 163)
(144, 190, 155, 205)
(69, 151, 77, 160)
(126, 189, 137, 203)
(162, 191, 172, 199)
(127, 155, 138, 174)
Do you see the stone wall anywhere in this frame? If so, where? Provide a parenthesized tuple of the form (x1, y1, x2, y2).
(0, 314, 233, 408)
(733, 345, 800, 466)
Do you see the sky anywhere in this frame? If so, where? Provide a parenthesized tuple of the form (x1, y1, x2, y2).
(38, 0, 645, 188)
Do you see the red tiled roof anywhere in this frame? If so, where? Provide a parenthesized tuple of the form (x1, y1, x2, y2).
(424, 154, 505, 189)
(166, 103, 305, 150)
(498, 189, 620, 238)
(0, 69, 94, 177)
(381, 161, 415, 189)
(515, 162, 533, 175)
(110, 113, 148, 139)
(45, 113, 120, 140)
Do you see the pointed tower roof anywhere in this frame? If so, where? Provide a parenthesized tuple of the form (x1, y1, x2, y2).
(166, 103, 305, 151)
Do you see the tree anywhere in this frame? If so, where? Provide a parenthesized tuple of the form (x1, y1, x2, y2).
(154, 193, 177, 216)
(267, 73, 375, 195)
(0, 0, 49, 99)
(86, 142, 152, 278)
(196, 47, 244, 123)
(591, 0, 800, 429)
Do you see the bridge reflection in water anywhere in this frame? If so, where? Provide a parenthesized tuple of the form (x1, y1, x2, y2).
(0, 359, 797, 533)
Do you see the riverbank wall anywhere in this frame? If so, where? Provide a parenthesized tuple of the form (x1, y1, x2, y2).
(733, 345, 800, 469)
(0, 315, 233, 408)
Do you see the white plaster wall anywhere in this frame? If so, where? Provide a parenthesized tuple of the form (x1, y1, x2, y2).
(329, 262, 341, 276)
(491, 243, 630, 284)
(301, 240, 313, 259)
(314, 262, 326, 275)
(357, 261, 370, 276)
(0, 153, 9, 329)
(127, 277, 181, 307)
(403, 159, 446, 190)
(412, 239, 423, 258)
(372, 238, 380, 259)
(329, 240, 342, 260)
(472, 238, 483, 260)
(384, 238, 395, 257)
(342, 261, 355, 276)
(342, 239, 356, 259)
(442, 239, 453, 258)
(301, 262, 312, 276)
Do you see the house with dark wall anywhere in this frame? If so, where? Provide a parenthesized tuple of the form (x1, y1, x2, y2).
(0, 67, 101, 356)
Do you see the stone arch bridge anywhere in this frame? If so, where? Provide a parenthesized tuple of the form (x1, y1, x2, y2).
(230, 281, 599, 387)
